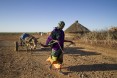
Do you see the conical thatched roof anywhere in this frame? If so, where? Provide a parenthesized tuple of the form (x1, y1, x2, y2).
(65, 21, 90, 34)
(109, 27, 117, 32)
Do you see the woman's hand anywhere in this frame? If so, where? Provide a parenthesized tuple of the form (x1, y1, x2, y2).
(53, 40, 58, 43)
(70, 41, 74, 44)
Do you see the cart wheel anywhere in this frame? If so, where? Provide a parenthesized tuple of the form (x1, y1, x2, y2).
(15, 41, 19, 51)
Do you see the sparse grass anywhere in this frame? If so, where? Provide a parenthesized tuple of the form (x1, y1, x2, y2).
(66, 29, 117, 50)
(79, 30, 117, 50)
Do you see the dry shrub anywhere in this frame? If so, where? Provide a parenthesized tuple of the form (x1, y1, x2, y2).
(80, 29, 117, 50)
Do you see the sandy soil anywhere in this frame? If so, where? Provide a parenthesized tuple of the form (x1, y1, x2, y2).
(0, 34, 117, 78)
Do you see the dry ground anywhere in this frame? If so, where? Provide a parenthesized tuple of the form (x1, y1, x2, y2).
(0, 34, 117, 78)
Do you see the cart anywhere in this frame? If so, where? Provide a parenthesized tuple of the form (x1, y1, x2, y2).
(15, 41, 41, 51)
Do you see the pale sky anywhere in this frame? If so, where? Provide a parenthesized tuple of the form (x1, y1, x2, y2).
(0, 0, 117, 32)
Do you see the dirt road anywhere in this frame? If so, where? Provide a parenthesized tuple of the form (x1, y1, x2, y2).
(0, 35, 117, 78)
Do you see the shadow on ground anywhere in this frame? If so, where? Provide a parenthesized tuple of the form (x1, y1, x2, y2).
(66, 64, 117, 72)
(64, 47, 101, 56)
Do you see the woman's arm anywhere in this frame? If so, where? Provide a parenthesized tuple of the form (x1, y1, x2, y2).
(64, 40, 74, 44)
(40, 43, 49, 47)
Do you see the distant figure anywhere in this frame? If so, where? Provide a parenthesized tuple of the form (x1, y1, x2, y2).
(19, 33, 38, 49)
(41, 32, 43, 36)
(41, 21, 74, 74)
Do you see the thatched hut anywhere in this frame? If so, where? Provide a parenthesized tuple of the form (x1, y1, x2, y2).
(65, 20, 90, 34)
(109, 27, 117, 32)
